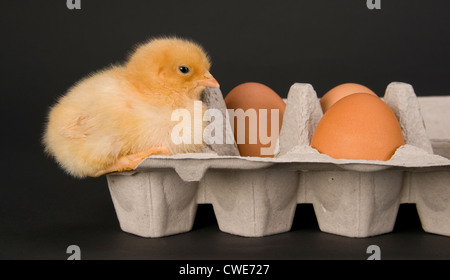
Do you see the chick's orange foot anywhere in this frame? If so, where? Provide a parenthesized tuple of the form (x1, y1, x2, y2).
(91, 146, 169, 177)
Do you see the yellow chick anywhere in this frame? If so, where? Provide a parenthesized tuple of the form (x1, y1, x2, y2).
(43, 37, 220, 178)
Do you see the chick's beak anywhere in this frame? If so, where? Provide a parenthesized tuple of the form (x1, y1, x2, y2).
(197, 72, 220, 88)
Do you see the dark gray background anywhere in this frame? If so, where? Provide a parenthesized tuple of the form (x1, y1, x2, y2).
(0, 0, 449, 260)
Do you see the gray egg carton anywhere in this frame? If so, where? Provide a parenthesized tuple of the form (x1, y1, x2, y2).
(106, 82, 450, 238)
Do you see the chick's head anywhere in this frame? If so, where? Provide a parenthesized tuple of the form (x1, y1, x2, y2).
(126, 37, 219, 100)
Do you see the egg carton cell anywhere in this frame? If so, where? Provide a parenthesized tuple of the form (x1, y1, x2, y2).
(106, 83, 450, 238)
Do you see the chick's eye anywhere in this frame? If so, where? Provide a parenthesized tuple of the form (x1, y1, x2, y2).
(178, 66, 190, 74)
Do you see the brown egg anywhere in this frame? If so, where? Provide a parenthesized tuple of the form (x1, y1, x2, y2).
(320, 83, 377, 113)
(224, 82, 286, 157)
(311, 93, 404, 161)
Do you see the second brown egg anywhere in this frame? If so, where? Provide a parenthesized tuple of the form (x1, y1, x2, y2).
(320, 83, 377, 113)
(311, 93, 405, 161)
(224, 82, 286, 157)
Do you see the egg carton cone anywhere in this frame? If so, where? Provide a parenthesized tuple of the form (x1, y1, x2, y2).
(106, 83, 450, 238)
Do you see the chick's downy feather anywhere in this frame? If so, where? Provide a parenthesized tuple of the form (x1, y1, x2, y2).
(43, 37, 219, 178)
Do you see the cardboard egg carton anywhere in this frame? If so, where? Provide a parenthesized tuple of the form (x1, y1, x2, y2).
(106, 82, 450, 238)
